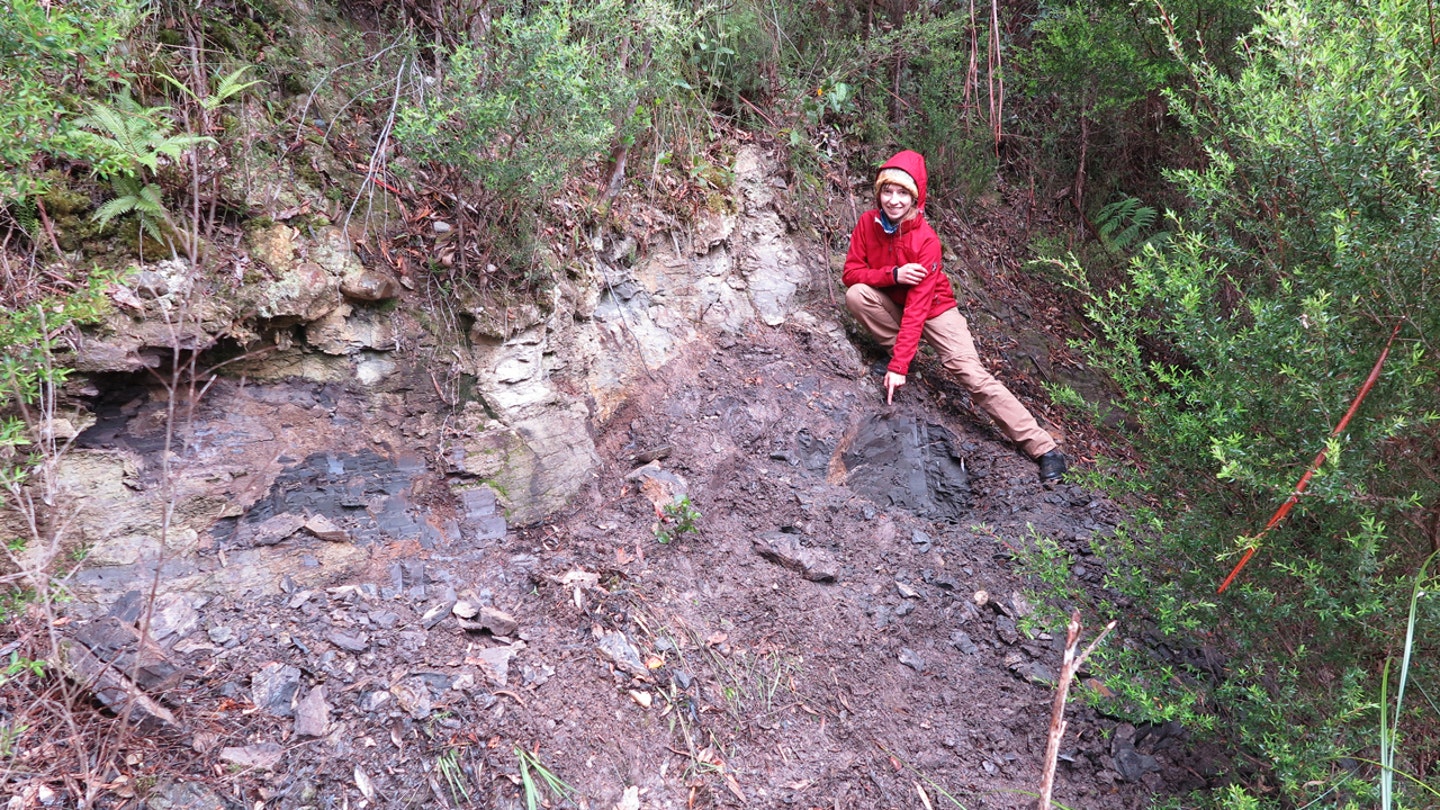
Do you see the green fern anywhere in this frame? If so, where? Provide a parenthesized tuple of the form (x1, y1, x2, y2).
(159, 64, 264, 111)
(1096, 196, 1167, 253)
(93, 177, 169, 243)
(76, 93, 212, 180)
(11, 198, 39, 240)
(76, 93, 210, 256)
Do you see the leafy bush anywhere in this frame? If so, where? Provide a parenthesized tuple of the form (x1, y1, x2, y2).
(397, 0, 694, 196)
(391, 0, 694, 284)
(0, 0, 144, 201)
(655, 496, 701, 544)
(1068, 0, 1440, 803)
(1013, 0, 1256, 207)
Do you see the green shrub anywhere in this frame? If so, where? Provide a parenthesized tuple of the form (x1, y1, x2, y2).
(0, 0, 144, 201)
(1013, 0, 1256, 205)
(391, 0, 695, 285)
(1067, 0, 1440, 803)
(396, 0, 689, 200)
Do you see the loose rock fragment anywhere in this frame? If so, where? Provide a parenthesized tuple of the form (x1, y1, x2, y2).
(56, 639, 179, 729)
(303, 514, 349, 542)
(458, 606, 519, 637)
(250, 513, 307, 547)
(252, 662, 302, 717)
(994, 615, 1020, 645)
(596, 631, 650, 679)
(220, 742, 283, 771)
(631, 444, 672, 465)
(327, 630, 370, 652)
(898, 648, 926, 672)
(951, 631, 979, 656)
(751, 532, 837, 582)
(149, 593, 201, 641)
(1003, 652, 1055, 686)
(391, 676, 434, 720)
(626, 461, 689, 513)
(340, 268, 401, 302)
(467, 643, 523, 687)
(422, 598, 457, 629)
(145, 780, 230, 810)
(71, 617, 182, 691)
(294, 687, 330, 737)
(1114, 744, 1161, 782)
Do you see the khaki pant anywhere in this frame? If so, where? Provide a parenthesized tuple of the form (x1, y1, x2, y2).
(846, 284, 1057, 458)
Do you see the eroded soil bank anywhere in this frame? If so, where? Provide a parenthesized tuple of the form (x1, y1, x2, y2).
(7, 314, 1224, 809)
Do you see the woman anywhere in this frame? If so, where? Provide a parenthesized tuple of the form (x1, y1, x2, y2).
(842, 149, 1068, 483)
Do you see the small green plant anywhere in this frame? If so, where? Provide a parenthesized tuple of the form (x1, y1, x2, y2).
(1093, 195, 1169, 254)
(158, 65, 263, 112)
(996, 525, 1085, 636)
(435, 747, 470, 805)
(76, 93, 212, 181)
(514, 746, 575, 810)
(92, 176, 170, 244)
(655, 496, 701, 544)
(706, 648, 799, 718)
(75, 93, 213, 257)
(1, 653, 45, 684)
(1379, 552, 1439, 809)
(0, 589, 32, 623)
(0, 720, 29, 758)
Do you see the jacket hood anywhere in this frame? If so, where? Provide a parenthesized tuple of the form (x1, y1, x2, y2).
(879, 150, 928, 209)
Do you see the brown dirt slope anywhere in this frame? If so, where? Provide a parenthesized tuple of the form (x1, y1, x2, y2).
(2, 313, 1220, 809)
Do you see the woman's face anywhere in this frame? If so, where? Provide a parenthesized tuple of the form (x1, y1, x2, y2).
(879, 183, 916, 223)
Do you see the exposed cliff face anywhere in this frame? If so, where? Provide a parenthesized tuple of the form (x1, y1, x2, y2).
(49, 144, 835, 607)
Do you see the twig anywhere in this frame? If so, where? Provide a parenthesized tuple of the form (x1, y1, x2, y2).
(294, 32, 411, 146)
(1037, 610, 1116, 810)
(343, 52, 410, 236)
(1217, 319, 1405, 593)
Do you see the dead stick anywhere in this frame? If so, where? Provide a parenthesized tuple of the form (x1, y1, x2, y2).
(1037, 610, 1117, 810)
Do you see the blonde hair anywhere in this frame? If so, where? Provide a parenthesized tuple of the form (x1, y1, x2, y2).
(874, 168, 918, 204)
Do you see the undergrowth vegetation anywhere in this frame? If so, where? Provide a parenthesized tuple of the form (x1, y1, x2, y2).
(4, 0, 1436, 806)
(1034, 0, 1440, 805)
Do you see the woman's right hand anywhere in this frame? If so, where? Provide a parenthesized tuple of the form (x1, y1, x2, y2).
(885, 371, 906, 403)
(895, 263, 929, 285)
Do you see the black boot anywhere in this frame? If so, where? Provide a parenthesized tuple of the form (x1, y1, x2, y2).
(1037, 449, 1068, 483)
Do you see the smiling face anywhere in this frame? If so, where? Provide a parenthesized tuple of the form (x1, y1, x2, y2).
(879, 183, 917, 224)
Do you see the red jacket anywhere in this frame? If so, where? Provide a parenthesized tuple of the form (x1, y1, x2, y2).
(842, 150, 958, 376)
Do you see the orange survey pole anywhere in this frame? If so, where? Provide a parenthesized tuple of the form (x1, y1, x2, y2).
(1217, 320, 1405, 595)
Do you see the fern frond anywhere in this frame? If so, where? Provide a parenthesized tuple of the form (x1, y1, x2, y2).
(138, 215, 164, 243)
(157, 71, 196, 101)
(210, 66, 263, 107)
(136, 183, 166, 215)
(1097, 196, 1160, 253)
(93, 195, 139, 230)
(154, 133, 214, 162)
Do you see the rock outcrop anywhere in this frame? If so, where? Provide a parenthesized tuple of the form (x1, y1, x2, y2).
(41, 145, 826, 608)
